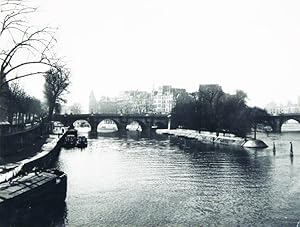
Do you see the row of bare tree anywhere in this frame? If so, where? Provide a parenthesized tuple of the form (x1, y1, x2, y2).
(0, 0, 70, 122)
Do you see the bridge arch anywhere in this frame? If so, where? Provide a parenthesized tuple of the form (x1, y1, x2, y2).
(97, 119, 119, 132)
(126, 120, 146, 132)
(262, 114, 300, 133)
(281, 119, 300, 132)
(73, 119, 91, 132)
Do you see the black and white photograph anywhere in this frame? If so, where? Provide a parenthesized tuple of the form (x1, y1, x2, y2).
(0, 0, 300, 226)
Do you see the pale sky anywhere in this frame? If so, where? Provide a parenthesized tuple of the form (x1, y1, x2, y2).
(19, 0, 300, 110)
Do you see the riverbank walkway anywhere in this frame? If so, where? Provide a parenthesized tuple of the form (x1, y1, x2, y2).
(0, 134, 62, 183)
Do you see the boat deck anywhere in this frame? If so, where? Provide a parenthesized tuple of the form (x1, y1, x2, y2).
(0, 171, 59, 203)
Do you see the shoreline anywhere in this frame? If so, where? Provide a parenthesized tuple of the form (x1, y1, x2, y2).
(0, 134, 65, 183)
(156, 129, 268, 148)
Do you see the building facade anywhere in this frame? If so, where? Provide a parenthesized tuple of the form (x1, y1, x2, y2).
(152, 86, 186, 114)
(265, 98, 300, 115)
(88, 86, 187, 115)
(89, 91, 98, 113)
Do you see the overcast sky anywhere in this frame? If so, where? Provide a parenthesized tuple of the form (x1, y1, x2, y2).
(20, 0, 300, 110)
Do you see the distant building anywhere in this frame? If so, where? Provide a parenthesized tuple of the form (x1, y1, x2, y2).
(152, 85, 187, 114)
(98, 96, 118, 114)
(265, 100, 300, 115)
(265, 102, 278, 115)
(88, 86, 187, 115)
(117, 90, 153, 114)
(89, 91, 98, 113)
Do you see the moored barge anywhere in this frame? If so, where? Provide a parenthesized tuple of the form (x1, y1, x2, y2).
(0, 169, 67, 213)
(156, 129, 268, 148)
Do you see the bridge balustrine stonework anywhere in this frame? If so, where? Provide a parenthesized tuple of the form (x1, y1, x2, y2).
(52, 114, 170, 135)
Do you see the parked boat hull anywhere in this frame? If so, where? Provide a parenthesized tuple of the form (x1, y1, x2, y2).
(0, 169, 67, 213)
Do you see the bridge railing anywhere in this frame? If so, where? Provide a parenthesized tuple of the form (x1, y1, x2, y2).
(54, 113, 170, 118)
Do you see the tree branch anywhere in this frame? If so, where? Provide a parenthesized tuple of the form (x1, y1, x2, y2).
(1, 71, 46, 88)
(5, 60, 54, 76)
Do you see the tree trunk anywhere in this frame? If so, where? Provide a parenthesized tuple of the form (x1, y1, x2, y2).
(48, 104, 55, 122)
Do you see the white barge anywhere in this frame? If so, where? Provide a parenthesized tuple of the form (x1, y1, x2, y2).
(156, 129, 268, 148)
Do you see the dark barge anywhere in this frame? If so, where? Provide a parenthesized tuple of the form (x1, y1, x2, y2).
(0, 169, 67, 213)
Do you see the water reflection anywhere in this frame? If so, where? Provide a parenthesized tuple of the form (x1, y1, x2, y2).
(0, 201, 67, 227)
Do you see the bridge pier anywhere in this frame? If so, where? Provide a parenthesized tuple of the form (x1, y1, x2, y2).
(90, 124, 98, 136)
(143, 122, 154, 136)
(88, 115, 98, 136)
(273, 119, 282, 133)
(118, 123, 127, 134)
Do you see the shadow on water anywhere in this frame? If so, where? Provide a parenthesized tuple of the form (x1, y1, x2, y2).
(169, 135, 274, 180)
(88, 130, 163, 141)
(0, 201, 67, 227)
(77, 131, 276, 182)
(88, 131, 118, 139)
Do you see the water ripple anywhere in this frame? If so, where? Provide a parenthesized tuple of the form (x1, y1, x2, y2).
(5, 132, 300, 226)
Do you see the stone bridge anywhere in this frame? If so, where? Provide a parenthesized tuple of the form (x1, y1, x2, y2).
(52, 113, 171, 135)
(259, 113, 300, 133)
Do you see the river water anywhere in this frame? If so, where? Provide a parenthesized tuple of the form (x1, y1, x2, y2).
(3, 130, 300, 226)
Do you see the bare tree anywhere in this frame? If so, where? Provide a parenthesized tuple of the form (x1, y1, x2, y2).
(70, 102, 82, 114)
(44, 65, 70, 121)
(0, 0, 58, 92)
(5, 81, 42, 124)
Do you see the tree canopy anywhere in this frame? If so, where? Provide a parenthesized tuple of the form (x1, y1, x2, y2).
(7, 82, 42, 122)
(0, 0, 59, 92)
(0, 0, 64, 122)
(172, 85, 269, 137)
(44, 65, 70, 121)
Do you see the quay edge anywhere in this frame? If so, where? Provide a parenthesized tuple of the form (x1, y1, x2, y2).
(156, 129, 268, 149)
(0, 132, 68, 216)
(0, 131, 68, 184)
